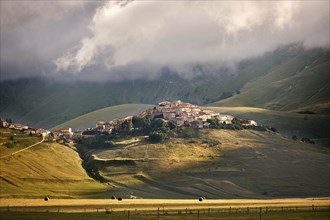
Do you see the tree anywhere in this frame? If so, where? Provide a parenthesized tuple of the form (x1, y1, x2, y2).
(168, 121, 177, 130)
(207, 117, 219, 129)
(132, 116, 150, 131)
(150, 118, 167, 132)
(121, 118, 133, 132)
(231, 118, 242, 125)
(149, 131, 167, 143)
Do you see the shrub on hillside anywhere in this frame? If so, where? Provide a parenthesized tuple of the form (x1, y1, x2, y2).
(207, 117, 219, 129)
(4, 142, 15, 148)
(132, 116, 150, 131)
(150, 118, 168, 132)
(149, 131, 168, 143)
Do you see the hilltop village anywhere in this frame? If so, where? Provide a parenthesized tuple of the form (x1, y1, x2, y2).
(94, 101, 257, 135)
(1, 101, 258, 144)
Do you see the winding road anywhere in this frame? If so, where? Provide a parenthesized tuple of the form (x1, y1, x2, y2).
(0, 137, 45, 159)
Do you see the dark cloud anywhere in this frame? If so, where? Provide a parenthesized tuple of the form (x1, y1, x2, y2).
(0, 1, 101, 80)
(1, 1, 329, 81)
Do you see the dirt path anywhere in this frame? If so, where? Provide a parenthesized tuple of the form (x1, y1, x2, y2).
(0, 137, 45, 159)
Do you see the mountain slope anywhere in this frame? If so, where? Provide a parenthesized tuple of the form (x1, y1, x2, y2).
(0, 77, 225, 129)
(0, 128, 107, 198)
(212, 48, 330, 113)
(52, 104, 152, 130)
(53, 103, 330, 147)
(79, 129, 329, 199)
(1, 45, 329, 128)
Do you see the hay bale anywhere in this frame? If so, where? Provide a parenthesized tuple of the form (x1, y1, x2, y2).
(118, 197, 123, 201)
(44, 197, 49, 201)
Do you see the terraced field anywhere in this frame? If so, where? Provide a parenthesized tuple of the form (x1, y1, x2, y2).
(80, 129, 329, 199)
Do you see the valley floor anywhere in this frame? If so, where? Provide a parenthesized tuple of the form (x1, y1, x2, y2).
(0, 198, 329, 220)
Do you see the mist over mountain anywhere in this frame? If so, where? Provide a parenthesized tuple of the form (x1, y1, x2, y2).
(1, 1, 329, 128)
(1, 1, 329, 81)
(1, 45, 329, 129)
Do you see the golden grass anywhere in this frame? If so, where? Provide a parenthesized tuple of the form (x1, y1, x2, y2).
(0, 136, 107, 198)
(88, 129, 329, 199)
(0, 198, 328, 212)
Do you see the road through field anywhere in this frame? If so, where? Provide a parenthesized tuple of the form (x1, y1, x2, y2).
(0, 137, 45, 159)
(0, 198, 328, 212)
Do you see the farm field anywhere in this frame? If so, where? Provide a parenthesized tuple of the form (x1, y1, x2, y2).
(0, 198, 329, 220)
(204, 106, 330, 147)
(79, 129, 329, 199)
(1, 127, 329, 199)
(0, 128, 107, 198)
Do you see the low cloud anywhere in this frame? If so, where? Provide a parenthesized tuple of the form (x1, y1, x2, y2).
(0, 1, 100, 80)
(1, 1, 88, 28)
(54, 1, 329, 79)
(1, 1, 329, 81)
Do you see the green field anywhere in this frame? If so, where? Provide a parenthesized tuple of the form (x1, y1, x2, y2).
(204, 106, 330, 147)
(0, 128, 42, 157)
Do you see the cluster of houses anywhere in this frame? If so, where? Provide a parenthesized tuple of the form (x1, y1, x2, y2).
(1, 119, 51, 137)
(90, 100, 257, 135)
(95, 116, 133, 135)
(139, 100, 257, 128)
(1, 101, 258, 144)
(0, 119, 75, 143)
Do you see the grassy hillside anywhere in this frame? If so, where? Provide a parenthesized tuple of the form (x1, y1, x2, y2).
(79, 129, 329, 199)
(0, 128, 107, 198)
(53, 103, 330, 147)
(2, 45, 328, 129)
(213, 48, 330, 114)
(52, 104, 152, 130)
(204, 106, 330, 147)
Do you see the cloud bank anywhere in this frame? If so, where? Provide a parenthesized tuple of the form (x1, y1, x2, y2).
(54, 1, 329, 78)
(1, 1, 329, 81)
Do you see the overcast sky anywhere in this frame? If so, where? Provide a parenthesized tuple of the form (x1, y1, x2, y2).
(1, 0, 329, 81)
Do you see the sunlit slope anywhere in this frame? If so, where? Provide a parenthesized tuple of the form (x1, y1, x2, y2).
(82, 130, 329, 199)
(213, 49, 330, 113)
(204, 106, 330, 147)
(0, 129, 106, 198)
(53, 104, 152, 130)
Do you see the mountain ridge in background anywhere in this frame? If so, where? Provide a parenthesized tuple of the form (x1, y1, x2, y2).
(0, 44, 329, 129)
